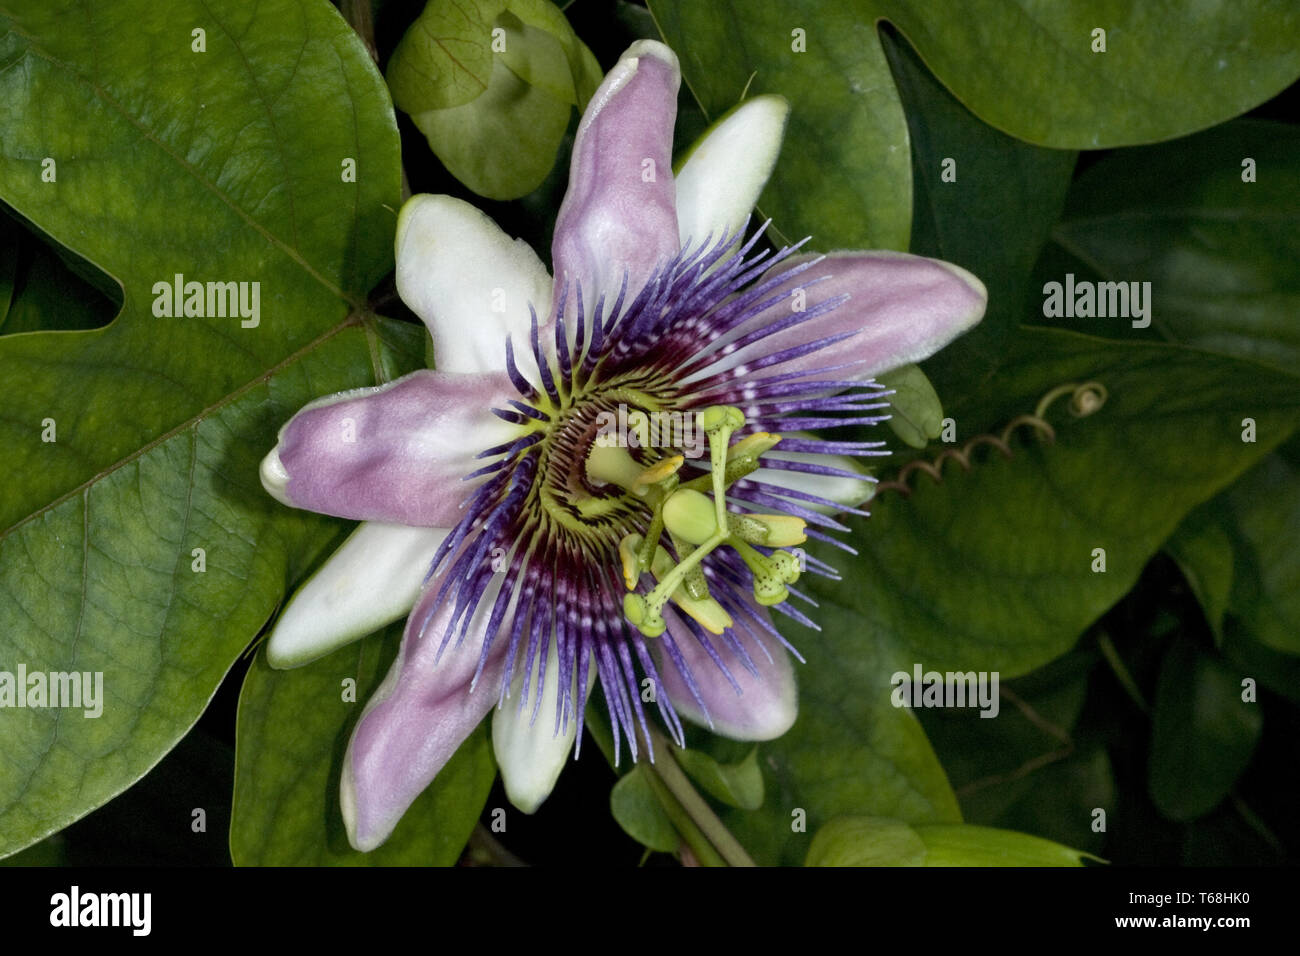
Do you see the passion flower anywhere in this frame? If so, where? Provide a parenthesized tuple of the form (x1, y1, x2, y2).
(259, 39, 986, 851)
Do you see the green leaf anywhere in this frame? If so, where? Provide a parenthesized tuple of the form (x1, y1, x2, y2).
(883, 2, 1300, 148)
(610, 764, 678, 853)
(1224, 626, 1300, 707)
(876, 362, 945, 449)
(231, 625, 495, 865)
(825, 330, 1300, 678)
(807, 817, 1088, 867)
(1050, 120, 1300, 375)
(0, 0, 402, 858)
(1166, 509, 1235, 643)
(649, 1, 1296, 250)
(674, 745, 764, 811)
(502, 0, 602, 106)
(705, 594, 963, 867)
(387, 0, 508, 112)
(883, 30, 1076, 400)
(497, 11, 581, 104)
(920, 654, 1113, 855)
(914, 824, 1091, 867)
(728, 329, 1299, 865)
(805, 817, 926, 867)
(1213, 453, 1300, 655)
(388, 0, 597, 199)
(1169, 446, 1300, 656)
(972, 746, 1114, 857)
(1148, 640, 1262, 822)
(409, 58, 572, 200)
(650, 1, 910, 250)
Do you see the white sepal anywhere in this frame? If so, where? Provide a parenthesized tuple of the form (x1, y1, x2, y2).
(267, 522, 448, 669)
(492, 640, 596, 814)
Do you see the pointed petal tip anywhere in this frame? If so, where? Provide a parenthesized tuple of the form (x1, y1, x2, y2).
(494, 720, 576, 815)
(394, 193, 552, 377)
(935, 257, 989, 323)
(340, 753, 387, 853)
(729, 92, 791, 138)
(264, 638, 307, 671)
(492, 649, 595, 816)
(336, 574, 510, 856)
(757, 91, 791, 113)
(620, 38, 680, 73)
(719, 670, 799, 742)
(741, 710, 796, 741)
(690, 250, 992, 383)
(393, 191, 434, 251)
(259, 446, 292, 507)
(675, 93, 790, 253)
(268, 370, 524, 528)
(499, 758, 560, 816)
(660, 606, 801, 742)
(552, 39, 681, 308)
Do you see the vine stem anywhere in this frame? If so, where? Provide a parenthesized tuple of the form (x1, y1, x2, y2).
(640, 767, 726, 867)
(641, 723, 758, 867)
(875, 380, 1109, 499)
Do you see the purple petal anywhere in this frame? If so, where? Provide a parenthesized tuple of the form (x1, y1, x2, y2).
(340, 572, 511, 852)
(551, 40, 681, 315)
(260, 369, 524, 527)
(658, 598, 799, 741)
(686, 252, 987, 385)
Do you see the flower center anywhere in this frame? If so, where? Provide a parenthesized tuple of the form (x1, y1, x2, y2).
(523, 371, 681, 552)
(501, 358, 808, 639)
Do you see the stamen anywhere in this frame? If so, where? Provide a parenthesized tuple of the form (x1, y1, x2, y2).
(731, 539, 801, 606)
(727, 512, 807, 547)
(614, 407, 808, 637)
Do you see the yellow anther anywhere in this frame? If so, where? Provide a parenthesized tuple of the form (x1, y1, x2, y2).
(633, 455, 684, 494)
(748, 514, 807, 547)
(618, 533, 644, 590)
(728, 431, 782, 460)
